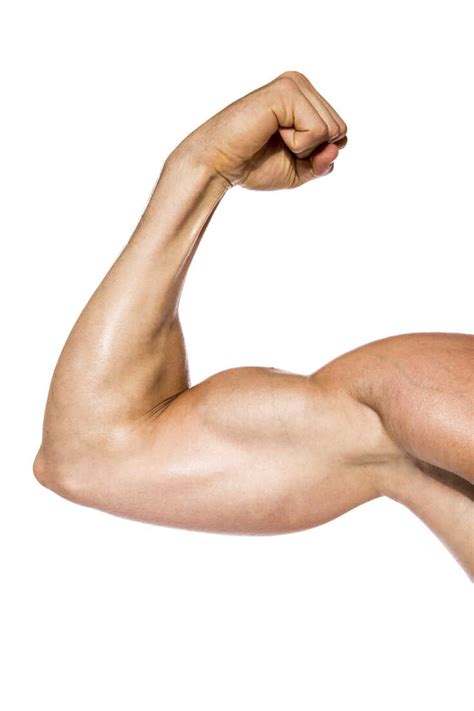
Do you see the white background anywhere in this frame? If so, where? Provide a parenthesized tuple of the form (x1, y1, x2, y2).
(1, 1, 473, 709)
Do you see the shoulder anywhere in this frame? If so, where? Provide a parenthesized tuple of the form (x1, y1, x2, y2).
(309, 331, 474, 481)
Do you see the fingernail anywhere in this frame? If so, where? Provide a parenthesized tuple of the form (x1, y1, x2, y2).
(322, 162, 334, 176)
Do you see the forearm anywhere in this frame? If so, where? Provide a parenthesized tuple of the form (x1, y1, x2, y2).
(37, 149, 230, 470)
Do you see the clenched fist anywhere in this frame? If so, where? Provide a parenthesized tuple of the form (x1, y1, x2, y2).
(171, 70, 348, 191)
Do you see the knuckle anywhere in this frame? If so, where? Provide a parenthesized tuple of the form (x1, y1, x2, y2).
(274, 69, 309, 87)
(273, 74, 298, 91)
(280, 69, 306, 82)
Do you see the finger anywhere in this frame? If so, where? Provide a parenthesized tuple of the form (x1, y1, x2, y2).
(298, 74, 348, 141)
(278, 71, 347, 143)
(280, 73, 339, 148)
(274, 79, 333, 158)
(314, 90, 347, 142)
(334, 135, 348, 149)
(298, 84, 341, 142)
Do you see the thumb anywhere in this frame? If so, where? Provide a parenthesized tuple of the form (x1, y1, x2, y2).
(293, 143, 339, 187)
(310, 142, 339, 177)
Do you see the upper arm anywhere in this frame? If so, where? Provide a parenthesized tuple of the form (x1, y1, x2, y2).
(35, 331, 473, 532)
(48, 364, 404, 533)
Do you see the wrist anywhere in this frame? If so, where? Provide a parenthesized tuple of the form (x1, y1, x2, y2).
(133, 142, 230, 248)
(165, 139, 234, 193)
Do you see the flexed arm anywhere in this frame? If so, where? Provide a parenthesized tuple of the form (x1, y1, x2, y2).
(33, 70, 346, 471)
(33, 70, 347, 483)
(34, 72, 473, 577)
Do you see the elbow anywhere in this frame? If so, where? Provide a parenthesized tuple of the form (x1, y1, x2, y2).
(33, 446, 83, 500)
(33, 426, 138, 506)
(33, 448, 52, 489)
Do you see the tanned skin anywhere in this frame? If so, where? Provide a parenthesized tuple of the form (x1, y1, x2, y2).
(33, 71, 474, 579)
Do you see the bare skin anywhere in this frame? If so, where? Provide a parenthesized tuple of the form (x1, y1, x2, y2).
(33, 71, 474, 580)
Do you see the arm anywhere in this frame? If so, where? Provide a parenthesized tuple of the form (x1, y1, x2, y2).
(34, 72, 473, 576)
(34, 70, 346, 468)
(34, 71, 378, 533)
